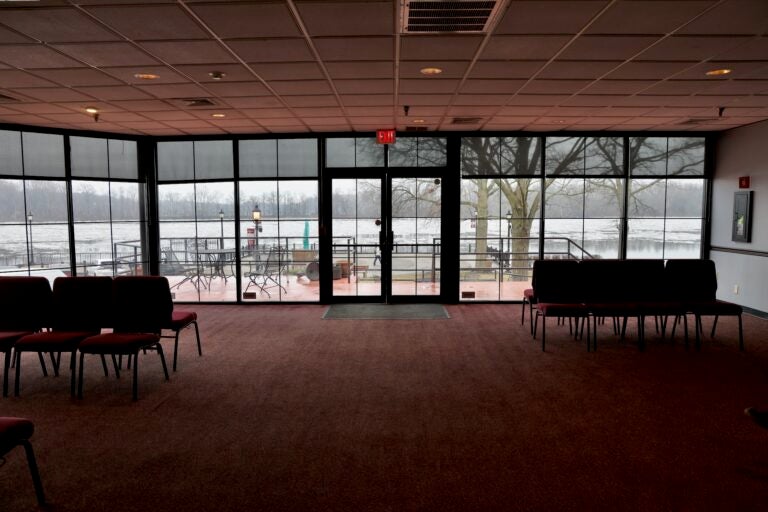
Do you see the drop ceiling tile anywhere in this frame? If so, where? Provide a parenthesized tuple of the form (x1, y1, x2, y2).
(538, 61, 623, 80)
(141, 110, 198, 121)
(6, 103, 74, 114)
(313, 37, 393, 61)
(109, 99, 176, 112)
(676, 61, 767, 80)
(486, 116, 539, 124)
(225, 96, 284, 109)
(15, 88, 94, 102)
(102, 66, 189, 84)
(98, 112, 150, 122)
(228, 39, 313, 63)
(398, 94, 453, 106)
(0, 25, 34, 44)
(180, 127, 227, 135)
(459, 79, 523, 94)
(41, 112, 96, 123)
(258, 118, 305, 127)
(114, 121, 173, 130)
(447, 106, 499, 116)
(241, 108, 294, 119)
(497, 106, 551, 116)
(637, 36, 751, 61)
(330, 79, 391, 95)
(347, 116, 392, 125)
(483, 123, 528, 131)
(209, 119, 260, 128)
(620, 117, 678, 125)
(309, 124, 352, 132)
(173, 64, 255, 83)
(190, 3, 300, 38)
(718, 37, 768, 60)
(586, 1, 713, 35)
(581, 80, 658, 95)
(269, 80, 332, 96)
(297, 1, 392, 36)
(164, 119, 217, 129)
(723, 95, 768, 107)
(641, 80, 722, 95)
(283, 95, 339, 107)
(139, 128, 185, 136)
(454, 94, 515, 105)
(135, 83, 210, 99)
(204, 81, 270, 97)
(0, 114, 57, 126)
(495, 0, 607, 34)
(300, 116, 351, 126)
(85, 5, 209, 40)
(340, 94, 392, 106)
(707, 80, 768, 94)
(397, 107, 447, 117)
(291, 107, 345, 118)
(400, 36, 482, 61)
(53, 43, 159, 67)
(77, 86, 153, 101)
(470, 61, 546, 79)
(558, 36, 659, 60)
(576, 116, 633, 125)
(606, 61, 700, 80)
(520, 80, 593, 94)
(189, 109, 247, 120)
(546, 106, 608, 116)
(248, 62, 324, 81)
(0, 8, 121, 43)
(223, 126, 268, 134)
(0, 45, 83, 69)
(678, 0, 768, 35)
(482, 36, 571, 60)
(344, 106, 393, 116)
(400, 79, 458, 94)
(326, 61, 393, 80)
(559, 95, 618, 106)
(601, 107, 656, 116)
(0, 70, 56, 88)
(399, 61, 469, 79)
(139, 41, 235, 65)
(506, 94, 571, 105)
(32, 68, 122, 87)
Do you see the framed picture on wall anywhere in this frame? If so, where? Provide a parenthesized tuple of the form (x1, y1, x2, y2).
(732, 191, 753, 243)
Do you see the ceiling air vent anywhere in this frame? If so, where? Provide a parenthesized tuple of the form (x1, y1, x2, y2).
(405, 126, 429, 132)
(175, 98, 217, 108)
(400, 0, 505, 33)
(677, 117, 719, 126)
(451, 116, 484, 125)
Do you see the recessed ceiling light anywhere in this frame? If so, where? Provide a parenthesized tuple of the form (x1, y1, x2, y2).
(412, 119, 426, 124)
(211, 113, 226, 118)
(85, 107, 99, 114)
(419, 67, 443, 76)
(706, 68, 732, 76)
(208, 71, 227, 80)
(133, 73, 159, 80)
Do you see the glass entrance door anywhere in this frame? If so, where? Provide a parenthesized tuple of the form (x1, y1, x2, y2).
(328, 173, 443, 303)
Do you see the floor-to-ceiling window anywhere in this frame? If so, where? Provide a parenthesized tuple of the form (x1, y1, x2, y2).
(627, 137, 705, 259)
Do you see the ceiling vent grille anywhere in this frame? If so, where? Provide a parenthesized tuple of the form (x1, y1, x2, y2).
(451, 116, 484, 125)
(401, 0, 504, 33)
(175, 98, 217, 108)
(405, 126, 429, 132)
(677, 117, 718, 126)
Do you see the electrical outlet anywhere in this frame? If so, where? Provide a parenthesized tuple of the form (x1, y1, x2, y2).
(733, 284, 739, 295)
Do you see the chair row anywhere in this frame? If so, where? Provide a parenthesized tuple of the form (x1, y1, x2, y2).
(0, 276, 202, 400)
(528, 259, 743, 352)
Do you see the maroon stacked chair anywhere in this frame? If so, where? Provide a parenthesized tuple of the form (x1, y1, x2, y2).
(521, 264, 537, 335)
(13, 276, 112, 397)
(163, 309, 202, 372)
(0, 277, 52, 398)
(666, 259, 744, 351)
(533, 259, 590, 352)
(78, 276, 172, 400)
(0, 417, 45, 506)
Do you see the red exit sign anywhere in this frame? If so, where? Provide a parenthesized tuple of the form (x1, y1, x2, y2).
(376, 129, 396, 144)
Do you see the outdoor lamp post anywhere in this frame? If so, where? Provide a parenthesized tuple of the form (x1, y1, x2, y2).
(505, 210, 512, 253)
(218, 209, 224, 249)
(251, 204, 262, 250)
(27, 211, 34, 265)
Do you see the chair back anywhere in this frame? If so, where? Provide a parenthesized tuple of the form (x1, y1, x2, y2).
(0, 277, 52, 331)
(623, 259, 665, 302)
(665, 259, 717, 301)
(51, 276, 113, 332)
(111, 276, 173, 334)
(533, 259, 582, 303)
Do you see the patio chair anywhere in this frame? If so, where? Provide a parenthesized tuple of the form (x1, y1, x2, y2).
(13, 276, 112, 397)
(0, 417, 45, 506)
(161, 247, 205, 291)
(162, 309, 202, 372)
(245, 247, 288, 298)
(78, 276, 171, 400)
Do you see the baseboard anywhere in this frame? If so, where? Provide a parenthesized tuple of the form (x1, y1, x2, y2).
(743, 306, 768, 319)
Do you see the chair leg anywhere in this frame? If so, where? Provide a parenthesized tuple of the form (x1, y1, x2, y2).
(132, 351, 139, 401)
(77, 352, 85, 399)
(528, 302, 534, 336)
(14, 350, 22, 397)
(521, 298, 526, 326)
(541, 315, 546, 352)
(638, 316, 645, 352)
(193, 321, 202, 357)
(157, 343, 170, 381)
(173, 330, 181, 372)
(37, 352, 48, 377)
(100, 354, 109, 377)
(711, 315, 719, 338)
(738, 314, 744, 351)
(69, 350, 77, 397)
(3, 349, 12, 398)
(21, 439, 46, 506)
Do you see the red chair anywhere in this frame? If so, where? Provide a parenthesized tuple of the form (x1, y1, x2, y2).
(0, 417, 45, 506)
(13, 277, 112, 397)
(78, 276, 172, 400)
(0, 277, 52, 398)
(533, 259, 590, 352)
(163, 309, 202, 372)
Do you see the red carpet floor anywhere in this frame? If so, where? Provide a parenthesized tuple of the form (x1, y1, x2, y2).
(2, 305, 768, 511)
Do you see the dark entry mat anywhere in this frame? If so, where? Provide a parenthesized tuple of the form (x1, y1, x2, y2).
(323, 303, 450, 320)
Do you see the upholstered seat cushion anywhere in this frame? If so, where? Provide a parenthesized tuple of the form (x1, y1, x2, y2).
(79, 333, 159, 355)
(0, 331, 32, 350)
(523, 288, 535, 300)
(168, 310, 196, 329)
(0, 417, 34, 455)
(15, 331, 98, 351)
